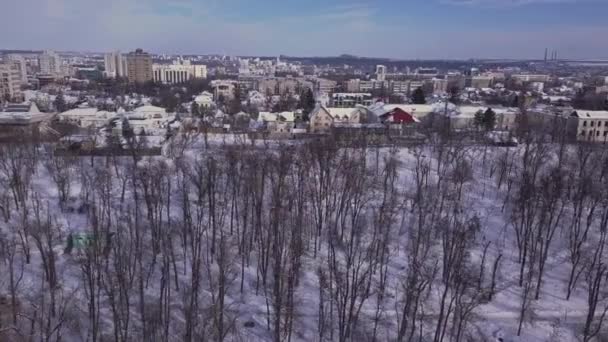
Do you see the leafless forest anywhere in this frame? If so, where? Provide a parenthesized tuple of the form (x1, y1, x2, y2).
(1, 130, 608, 341)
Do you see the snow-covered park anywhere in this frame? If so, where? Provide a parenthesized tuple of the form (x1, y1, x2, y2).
(0, 135, 606, 342)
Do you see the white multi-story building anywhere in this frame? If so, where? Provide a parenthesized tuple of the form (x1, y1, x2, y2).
(211, 80, 237, 100)
(194, 91, 215, 108)
(313, 78, 337, 94)
(512, 74, 550, 83)
(376, 65, 387, 82)
(7, 55, 28, 84)
(571, 110, 608, 143)
(152, 60, 207, 84)
(331, 93, 373, 107)
(104, 51, 128, 78)
(433, 78, 448, 95)
(38, 50, 62, 75)
(0, 62, 24, 102)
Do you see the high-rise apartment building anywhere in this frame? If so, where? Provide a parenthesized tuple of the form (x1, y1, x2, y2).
(376, 65, 387, 82)
(7, 54, 28, 84)
(126, 49, 153, 83)
(104, 51, 128, 78)
(0, 62, 24, 102)
(38, 50, 62, 75)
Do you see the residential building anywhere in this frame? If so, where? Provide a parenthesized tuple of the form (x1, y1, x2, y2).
(376, 65, 387, 82)
(529, 82, 545, 92)
(409, 81, 425, 95)
(126, 49, 153, 83)
(309, 105, 380, 133)
(38, 50, 62, 75)
(571, 110, 608, 143)
(512, 74, 550, 83)
(257, 111, 298, 133)
(451, 106, 519, 131)
(0, 102, 47, 124)
(596, 86, 608, 94)
(104, 51, 127, 78)
(391, 80, 410, 94)
(58, 107, 118, 128)
(0, 102, 55, 141)
(313, 78, 337, 94)
(470, 76, 493, 89)
(211, 80, 237, 100)
(331, 93, 373, 107)
(0, 62, 24, 102)
(7, 55, 28, 84)
(346, 79, 362, 92)
(433, 78, 448, 95)
(194, 91, 215, 108)
(485, 72, 506, 81)
(247, 91, 266, 108)
(379, 104, 434, 120)
(416, 68, 439, 77)
(309, 106, 335, 133)
(257, 77, 311, 96)
(379, 107, 420, 124)
(153, 59, 207, 84)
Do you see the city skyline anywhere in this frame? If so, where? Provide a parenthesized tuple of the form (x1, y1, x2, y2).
(2, 0, 607, 60)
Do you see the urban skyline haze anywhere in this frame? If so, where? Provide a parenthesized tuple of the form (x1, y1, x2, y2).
(2, 0, 607, 60)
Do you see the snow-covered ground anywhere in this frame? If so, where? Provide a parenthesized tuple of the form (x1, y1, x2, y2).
(0, 139, 605, 341)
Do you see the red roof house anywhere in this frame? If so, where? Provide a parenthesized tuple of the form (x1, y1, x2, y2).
(380, 108, 420, 124)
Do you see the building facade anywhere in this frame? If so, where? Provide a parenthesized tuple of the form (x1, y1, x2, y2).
(7, 55, 28, 84)
(211, 80, 237, 100)
(152, 60, 207, 84)
(38, 50, 62, 76)
(104, 51, 128, 78)
(470, 76, 493, 89)
(376, 65, 387, 82)
(126, 49, 153, 83)
(331, 93, 373, 107)
(571, 110, 608, 143)
(0, 62, 24, 102)
(309, 106, 334, 133)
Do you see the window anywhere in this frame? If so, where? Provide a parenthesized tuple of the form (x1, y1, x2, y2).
(604, 131, 607, 137)
(583, 121, 587, 127)
(591, 121, 595, 127)
(581, 130, 586, 136)
(605, 121, 608, 127)
(597, 131, 601, 137)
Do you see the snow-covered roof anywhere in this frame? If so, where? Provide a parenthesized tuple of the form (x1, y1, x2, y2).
(457, 106, 519, 118)
(277, 111, 296, 122)
(258, 112, 276, 122)
(384, 104, 434, 117)
(134, 105, 166, 114)
(326, 108, 356, 119)
(573, 110, 608, 120)
(60, 107, 99, 117)
(3, 102, 40, 113)
(194, 92, 214, 103)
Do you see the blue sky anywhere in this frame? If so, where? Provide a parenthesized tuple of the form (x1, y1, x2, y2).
(2, 0, 607, 59)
